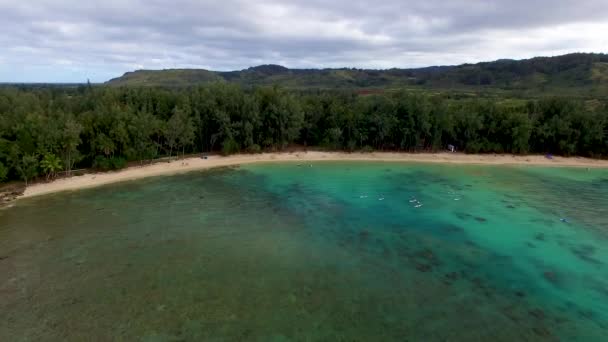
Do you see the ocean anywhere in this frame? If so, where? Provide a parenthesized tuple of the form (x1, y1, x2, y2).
(1, 162, 607, 340)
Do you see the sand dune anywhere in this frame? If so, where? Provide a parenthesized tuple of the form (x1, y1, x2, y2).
(20, 151, 608, 199)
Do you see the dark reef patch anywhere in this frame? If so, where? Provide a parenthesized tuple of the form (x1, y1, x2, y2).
(442, 271, 460, 285)
(528, 308, 546, 320)
(542, 270, 563, 287)
(455, 212, 472, 220)
(358, 229, 370, 241)
(570, 244, 603, 265)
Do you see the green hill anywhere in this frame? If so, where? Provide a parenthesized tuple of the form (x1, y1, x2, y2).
(106, 53, 608, 96)
(106, 69, 224, 87)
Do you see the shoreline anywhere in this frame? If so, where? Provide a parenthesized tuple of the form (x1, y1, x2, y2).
(18, 151, 608, 200)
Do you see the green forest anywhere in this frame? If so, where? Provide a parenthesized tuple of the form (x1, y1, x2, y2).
(1, 83, 607, 184)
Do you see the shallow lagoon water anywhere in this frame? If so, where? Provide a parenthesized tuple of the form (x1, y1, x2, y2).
(1, 162, 607, 341)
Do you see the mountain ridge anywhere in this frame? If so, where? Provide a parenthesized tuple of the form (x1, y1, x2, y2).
(106, 53, 608, 96)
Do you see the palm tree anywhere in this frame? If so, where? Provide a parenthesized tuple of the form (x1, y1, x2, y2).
(40, 153, 63, 180)
(95, 133, 115, 157)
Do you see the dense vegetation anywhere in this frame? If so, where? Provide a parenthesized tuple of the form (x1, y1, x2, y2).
(1, 83, 607, 184)
(107, 53, 608, 96)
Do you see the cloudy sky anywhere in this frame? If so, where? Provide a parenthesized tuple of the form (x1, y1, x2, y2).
(1, 0, 607, 82)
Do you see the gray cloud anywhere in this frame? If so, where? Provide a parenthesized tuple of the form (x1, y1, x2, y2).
(0, 0, 607, 82)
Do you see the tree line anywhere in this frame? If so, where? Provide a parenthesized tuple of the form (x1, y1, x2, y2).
(0, 84, 607, 183)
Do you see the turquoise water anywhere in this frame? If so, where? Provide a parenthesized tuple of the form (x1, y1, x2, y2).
(1, 162, 607, 341)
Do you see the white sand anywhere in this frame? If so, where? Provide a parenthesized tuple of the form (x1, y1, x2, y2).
(20, 151, 608, 199)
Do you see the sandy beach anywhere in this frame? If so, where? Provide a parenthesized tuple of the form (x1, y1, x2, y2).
(19, 151, 608, 199)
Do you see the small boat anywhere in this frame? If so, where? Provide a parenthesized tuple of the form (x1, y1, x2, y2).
(414, 204, 423, 208)
(453, 198, 461, 201)
(378, 197, 385, 201)
(409, 199, 417, 203)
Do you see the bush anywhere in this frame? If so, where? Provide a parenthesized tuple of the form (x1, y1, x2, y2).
(93, 156, 112, 171)
(0, 161, 8, 182)
(465, 142, 482, 154)
(360, 145, 374, 153)
(93, 156, 127, 170)
(247, 144, 261, 154)
(346, 140, 357, 152)
(222, 138, 240, 155)
(110, 157, 127, 170)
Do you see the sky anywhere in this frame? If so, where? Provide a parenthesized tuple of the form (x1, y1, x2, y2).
(1, 0, 607, 83)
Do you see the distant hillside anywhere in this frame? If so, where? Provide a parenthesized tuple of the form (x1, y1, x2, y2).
(107, 69, 224, 87)
(106, 53, 608, 96)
